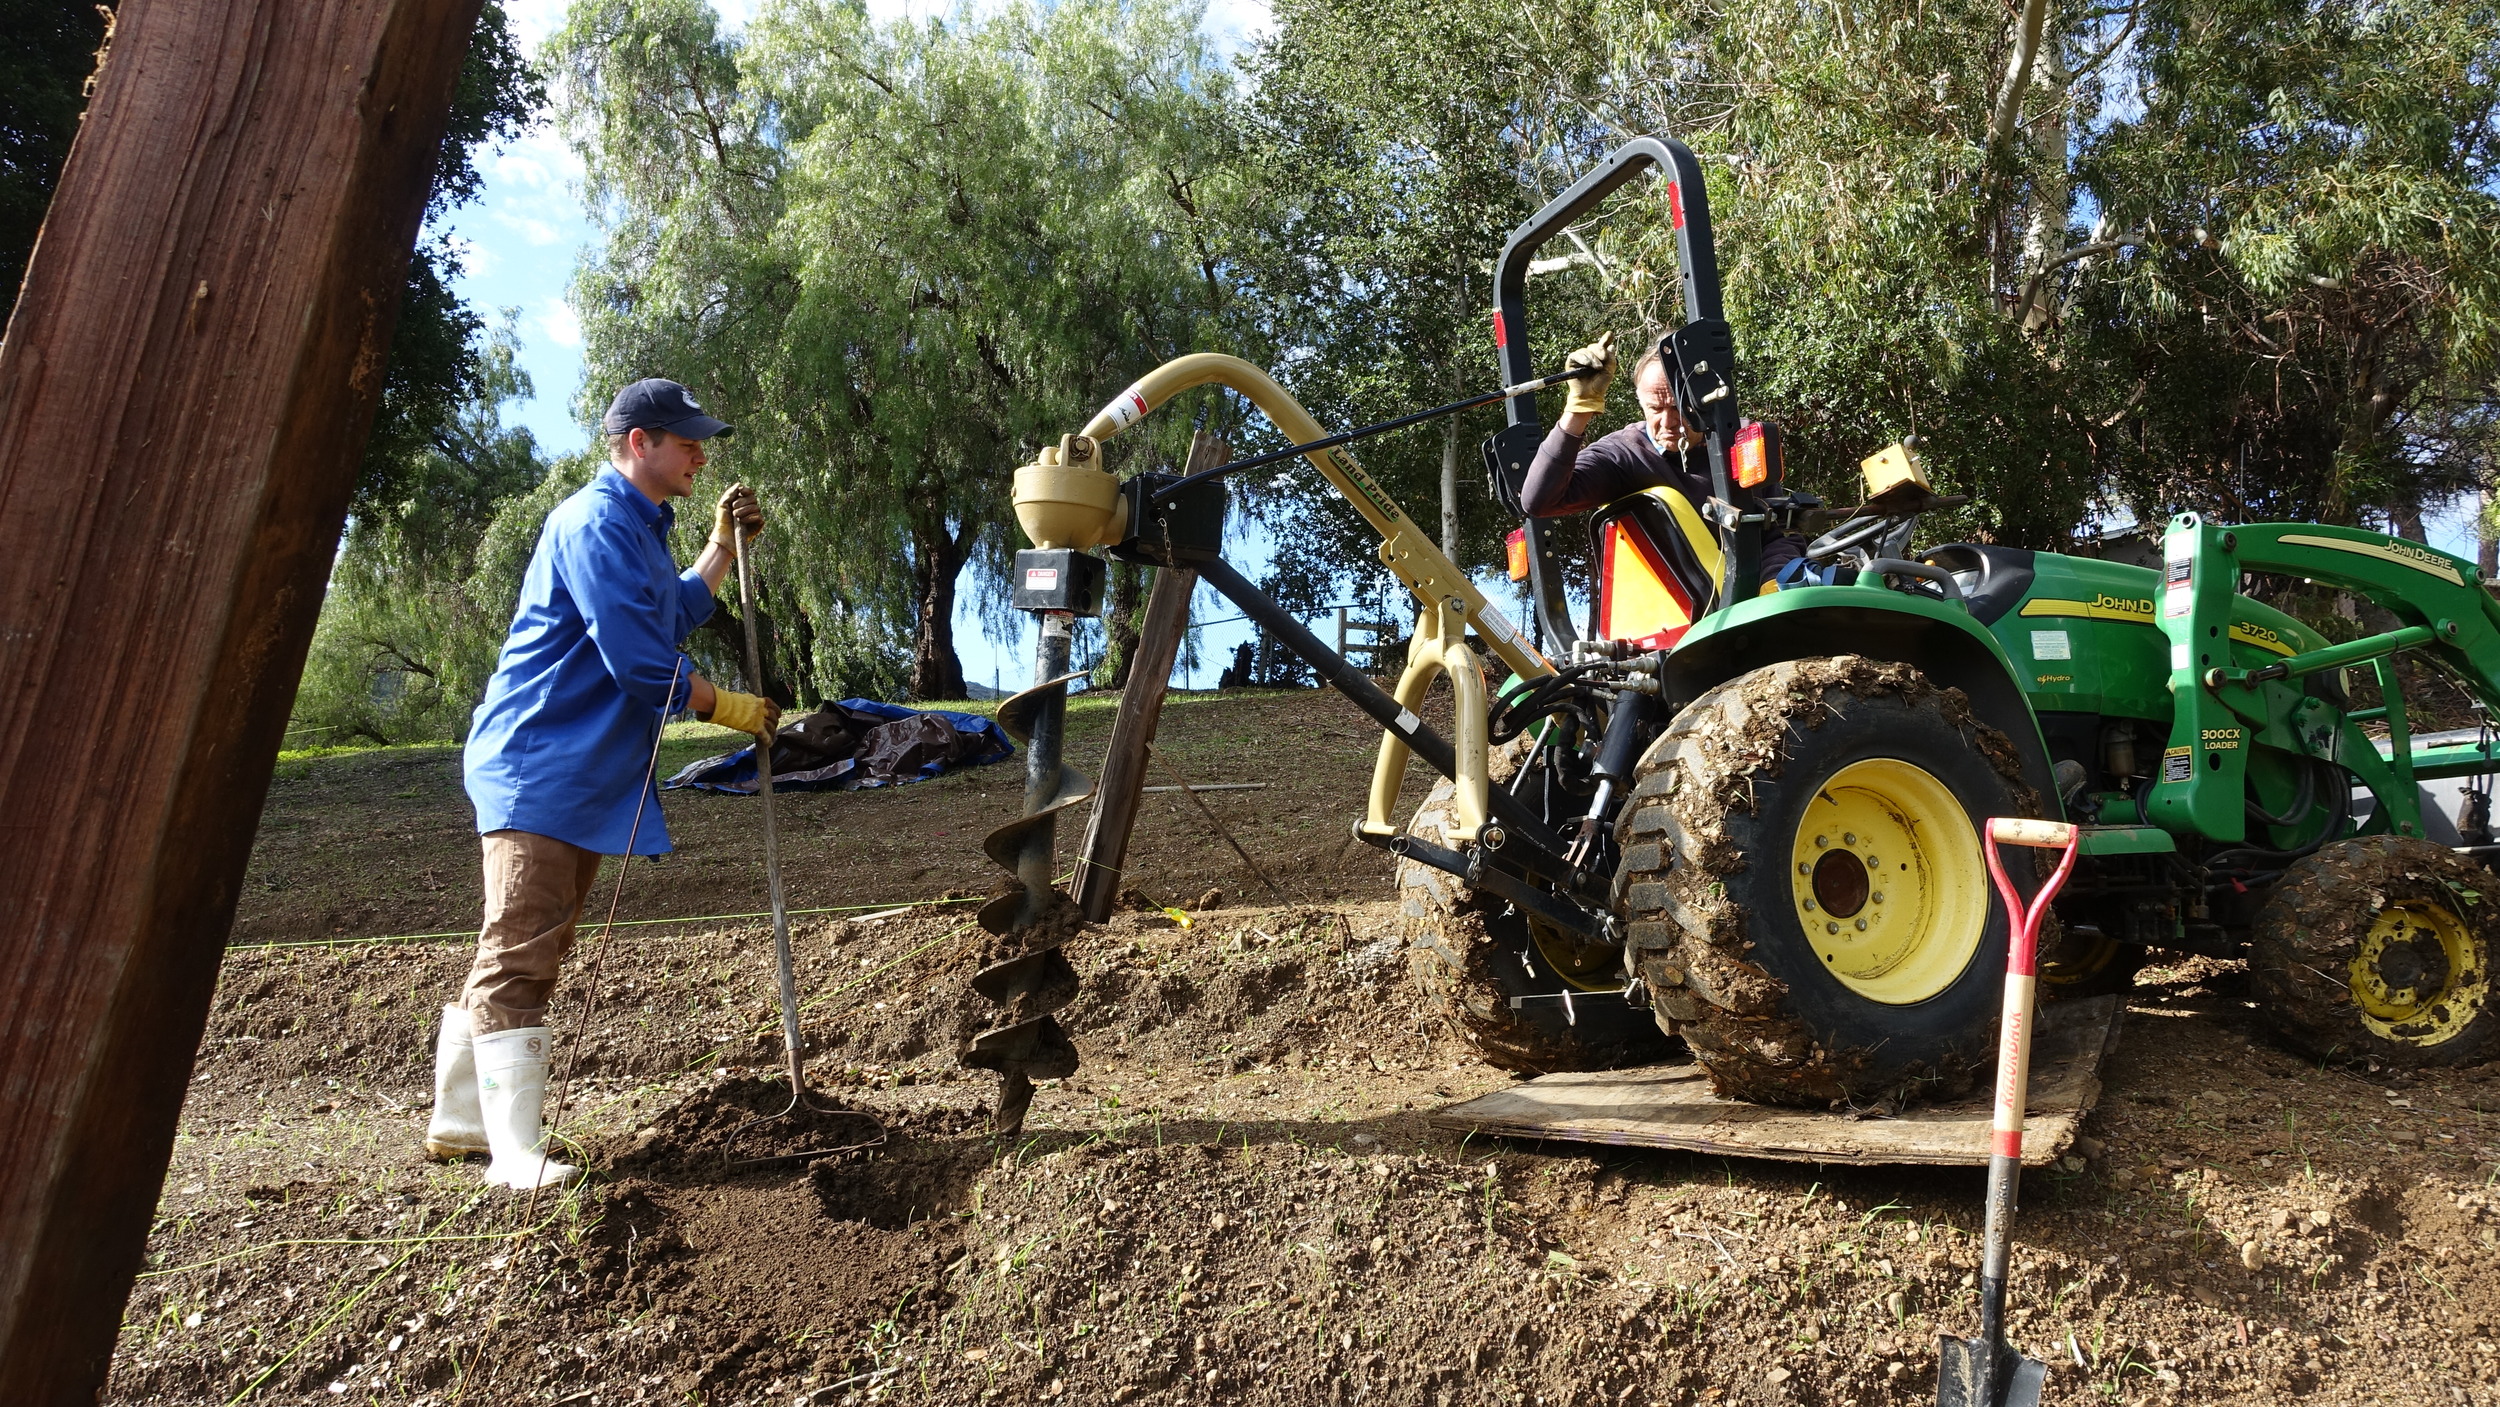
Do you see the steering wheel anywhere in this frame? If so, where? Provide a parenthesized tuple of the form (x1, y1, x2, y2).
(1804, 512, 1908, 562)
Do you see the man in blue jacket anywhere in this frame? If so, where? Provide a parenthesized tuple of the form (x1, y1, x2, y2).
(426, 378, 781, 1190)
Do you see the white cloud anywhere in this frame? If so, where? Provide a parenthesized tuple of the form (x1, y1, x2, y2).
(485, 124, 582, 193)
(494, 210, 565, 246)
(1201, 0, 1271, 57)
(503, 0, 571, 49)
(537, 297, 584, 349)
(448, 235, 497, 279)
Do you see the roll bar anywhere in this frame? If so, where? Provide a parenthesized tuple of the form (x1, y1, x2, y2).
(1488, 135, 1760, 629)
(1492, 136, 1724, 417)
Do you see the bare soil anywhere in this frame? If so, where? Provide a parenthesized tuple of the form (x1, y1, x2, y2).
(109, 688, 2500, 1406)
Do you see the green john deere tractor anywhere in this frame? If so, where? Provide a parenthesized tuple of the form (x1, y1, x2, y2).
(999, 135, 2498, 1109)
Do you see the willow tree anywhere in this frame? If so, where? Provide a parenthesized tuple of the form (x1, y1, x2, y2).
(555, 0, 1243, 699)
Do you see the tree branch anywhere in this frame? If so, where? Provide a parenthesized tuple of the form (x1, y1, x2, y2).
(1986, 0, 2053, 159)
(2068, 0, 2140, 84)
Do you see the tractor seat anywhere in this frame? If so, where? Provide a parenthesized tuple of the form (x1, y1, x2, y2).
(1923, 544, 2036, 625)
(1588, 488, 1722, 647)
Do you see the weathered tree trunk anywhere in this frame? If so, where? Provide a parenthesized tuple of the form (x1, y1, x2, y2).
(2016, 44, 2073, 333)
(0, 0, 481, 1393)
(908, 513, 968, 699)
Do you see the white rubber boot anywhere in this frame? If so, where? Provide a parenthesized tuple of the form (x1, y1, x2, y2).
(473, 1026, 583, 1190)
(423, 1005, 489, 1160)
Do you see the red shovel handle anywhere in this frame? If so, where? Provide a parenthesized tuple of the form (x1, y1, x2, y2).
(1979, 818, 2081, 1161)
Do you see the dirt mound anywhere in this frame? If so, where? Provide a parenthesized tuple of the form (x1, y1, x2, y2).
(603, 1074, 907, 1173)
(520, 1082, 1001, 1402)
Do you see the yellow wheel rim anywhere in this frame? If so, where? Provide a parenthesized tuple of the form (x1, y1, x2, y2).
(1533, 914, 1625, 993)
(2044, 929, 2124, 987)
(1788, 758, 1987, 1005)
(2349, 900, 2488, 1047)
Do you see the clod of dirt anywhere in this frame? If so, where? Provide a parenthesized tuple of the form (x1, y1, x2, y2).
(604, 1074, 905, 1174)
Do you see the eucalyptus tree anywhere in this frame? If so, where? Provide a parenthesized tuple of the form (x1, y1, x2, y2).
(556, 0, 1243, 700)
(1234, 0, 1615, 616)
(1536, 0, 2500, 543)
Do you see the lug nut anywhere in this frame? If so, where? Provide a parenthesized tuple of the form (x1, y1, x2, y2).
(1804, 898, 1817, 911)
(1826, 921, 1839, 934)
(1872, 893, 1884, 905)
(1815, 835, 1828, 849)
(1855, 918, 1868, 932)
(1843, 832, 1857, 846)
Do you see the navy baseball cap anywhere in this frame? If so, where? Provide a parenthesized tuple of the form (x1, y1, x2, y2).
(603, 378, 732, 440)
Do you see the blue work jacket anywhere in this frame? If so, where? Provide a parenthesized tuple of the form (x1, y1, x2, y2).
(464, 469, 715, 855)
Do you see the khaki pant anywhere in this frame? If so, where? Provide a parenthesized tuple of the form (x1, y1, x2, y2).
(461, 830, 605, 1036)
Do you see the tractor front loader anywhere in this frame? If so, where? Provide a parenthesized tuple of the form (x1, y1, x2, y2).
(972, 135, 2500, 1123)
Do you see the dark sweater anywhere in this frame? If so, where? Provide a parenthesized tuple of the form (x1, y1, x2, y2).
(1520, 422, 1804, 582)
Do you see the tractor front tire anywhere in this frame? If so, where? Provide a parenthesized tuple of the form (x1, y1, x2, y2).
(1612, 656, 2045, 1107)
(2251, 836, 2497, 1068)
(1401, 776, 1670, 1074)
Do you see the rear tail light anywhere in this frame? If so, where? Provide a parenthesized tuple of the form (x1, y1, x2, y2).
(1734, 420, 1782, 489)
(1505, 528, 1530, 581)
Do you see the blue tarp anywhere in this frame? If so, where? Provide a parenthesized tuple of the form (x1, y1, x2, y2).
(661, 698, 1013, 795)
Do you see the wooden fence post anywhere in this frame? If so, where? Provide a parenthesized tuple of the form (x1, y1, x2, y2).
(0, 0, 482, 1395)
(1070, 432, 1224, 921)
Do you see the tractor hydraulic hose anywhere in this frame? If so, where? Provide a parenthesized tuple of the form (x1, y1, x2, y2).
(2243, 758, 2318, 829)
(1489, 661, 1611, 744)
(2205, 760, 2351, 869)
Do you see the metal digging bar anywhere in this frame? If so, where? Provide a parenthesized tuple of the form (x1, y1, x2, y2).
(964, 563, 1101, 1137)
(723, 516, 882, 1168)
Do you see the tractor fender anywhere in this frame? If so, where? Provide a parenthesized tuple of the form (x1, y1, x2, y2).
(1662, 586, 2063, 819)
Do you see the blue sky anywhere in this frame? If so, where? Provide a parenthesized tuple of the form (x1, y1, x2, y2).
(437, 0, 1283, 693)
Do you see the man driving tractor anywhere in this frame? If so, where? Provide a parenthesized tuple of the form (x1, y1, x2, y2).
(1522, 333, 1807, 589)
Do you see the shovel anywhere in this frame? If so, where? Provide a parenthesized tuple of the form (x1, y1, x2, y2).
(720, 500, 881, 1168)
(1938, 816, 2082, 1407)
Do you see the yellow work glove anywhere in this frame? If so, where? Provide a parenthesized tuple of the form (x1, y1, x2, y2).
(710, 482, 763, 554)
(702, 688, 780, 739)
(1563, 334, 1614, 418)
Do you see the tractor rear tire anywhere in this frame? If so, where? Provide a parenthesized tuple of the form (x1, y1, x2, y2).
(1401, 775, 1671, 1074)
(2040, 929, 2146, 1000)
(1611, 656, 2046, 1107)
(2250, 836, 2497, 1068)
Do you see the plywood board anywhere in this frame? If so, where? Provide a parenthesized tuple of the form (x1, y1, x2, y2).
(1431, 996, 2122, 1168)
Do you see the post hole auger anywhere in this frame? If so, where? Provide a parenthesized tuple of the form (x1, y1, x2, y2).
(1001, 347, 1669, 1081)
(961, 561, 1098, 1137)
